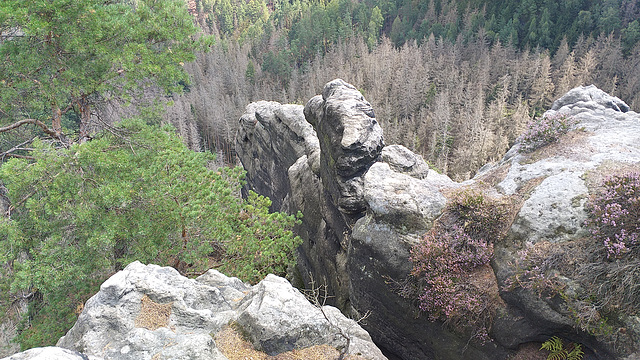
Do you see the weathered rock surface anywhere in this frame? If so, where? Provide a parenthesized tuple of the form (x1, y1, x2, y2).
(487, 86, 640, 359)
(236, 81, 640, 359)
(304, 79, 384, 215)
(550, 84, 630, 113)
(235, 101, 319, 212)
(3, 261, 385, 360)
(1, 347, 99, 360)
(238, 80, 503, 359)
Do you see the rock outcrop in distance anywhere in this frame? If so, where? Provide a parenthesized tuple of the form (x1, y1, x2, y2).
(236, 80, 640, 359)
(2, 261, 386, 360)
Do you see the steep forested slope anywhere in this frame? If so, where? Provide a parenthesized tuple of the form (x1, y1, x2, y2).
(9, 0, 638, 179)
(128, 0, 640, 180)
(151, 37, 638, 180)
(193, 0, 640, 56)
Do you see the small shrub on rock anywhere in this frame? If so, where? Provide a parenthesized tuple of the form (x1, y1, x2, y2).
(411, 225, 494, 340)
(503, 241, 566, 298)
(518, 113, 577, 153)
(505, 173, 640, 342)
(448, 189, 511, 241)
(585, 172, 640, 259)
(409, 188, 511, 342)
(504, 240, 617, 338)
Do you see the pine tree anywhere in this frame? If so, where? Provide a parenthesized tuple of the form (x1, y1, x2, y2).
(0, 0, 209, 148)
(0, 120, 302, 348)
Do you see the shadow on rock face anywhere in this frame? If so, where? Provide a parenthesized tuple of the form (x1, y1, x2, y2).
(235, 80, 640, 360)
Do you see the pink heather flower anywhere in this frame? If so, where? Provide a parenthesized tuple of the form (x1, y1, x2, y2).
(518, 113, 576, 153)
(586, 173, 640, 258)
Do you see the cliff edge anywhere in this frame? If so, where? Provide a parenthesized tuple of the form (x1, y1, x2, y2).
(236, 81, 640, 359)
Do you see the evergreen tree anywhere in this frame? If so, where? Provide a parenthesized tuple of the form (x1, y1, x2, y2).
(390, 15, 404, 46)
(0, 0, 210, 147)
(538, 8, 552, 48)
(622, 20, 640, 55)
(0, 120, 301, 348)
(367, 6, 384, 50)
(598, 6, 622, 35)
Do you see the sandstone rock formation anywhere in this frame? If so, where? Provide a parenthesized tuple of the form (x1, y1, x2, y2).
(488, 86, 640, 359)
(236, 81, 640, 359)
(2, 347, 99, 360)
(236, 101, 318, 212)
(2, 261, 385, 360)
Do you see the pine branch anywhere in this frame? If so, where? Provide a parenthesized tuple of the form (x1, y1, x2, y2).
(0, 137, 36, 160)
(0, 119, 60, 139)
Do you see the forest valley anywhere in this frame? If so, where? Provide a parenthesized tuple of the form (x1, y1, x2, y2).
(4, 0, 640, 180)
(104, 0, 640, 181)
(1, 0, 640, 354)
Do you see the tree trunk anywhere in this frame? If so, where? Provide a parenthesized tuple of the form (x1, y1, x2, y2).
(51, 103, 62, 135)
(78, 95, 91, 143)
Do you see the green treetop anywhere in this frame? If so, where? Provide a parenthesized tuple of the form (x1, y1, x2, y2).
(0, 0, 210, 147)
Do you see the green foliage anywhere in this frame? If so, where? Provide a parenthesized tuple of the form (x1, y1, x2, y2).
(0, 120, 301, 349)
(245, 61, 256, 84)
(191, 0, 640, 87)
(447, 189, 511, 241)
(622, 20, 640, 56)
(218, 192, 302, 284)
(367, 6, 384, 50)
(540, 336, 585, 360)
(0, 0, 210, 143)
(190, 0, 640, 85)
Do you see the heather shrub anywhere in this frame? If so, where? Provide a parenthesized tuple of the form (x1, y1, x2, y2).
(447, 189, 511, 240)
(504, 173, 640, 348)
(409, 188, 511, 342)
(577, 171, 640, 336)
(518, 113, 577, 153)
(505, 240, 616, 337)
(411, 226, 494, 340)
(503, 241, 566, 298)
(585, 172, 640, 259)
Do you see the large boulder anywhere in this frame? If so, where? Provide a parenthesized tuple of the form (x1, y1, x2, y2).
(304, 79, 384, 216)
(235, 81, 640, 359)
(236, 275, 384, 359)
(2, 262, 385, 360)
(551, 84, 630, 113)
(1, 347, 100, 360)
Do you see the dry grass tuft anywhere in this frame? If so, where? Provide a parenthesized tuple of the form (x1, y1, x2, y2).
(520, 128, 591, 165)
(475, 163, 512, 188)
(134, 294, 173, 331)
